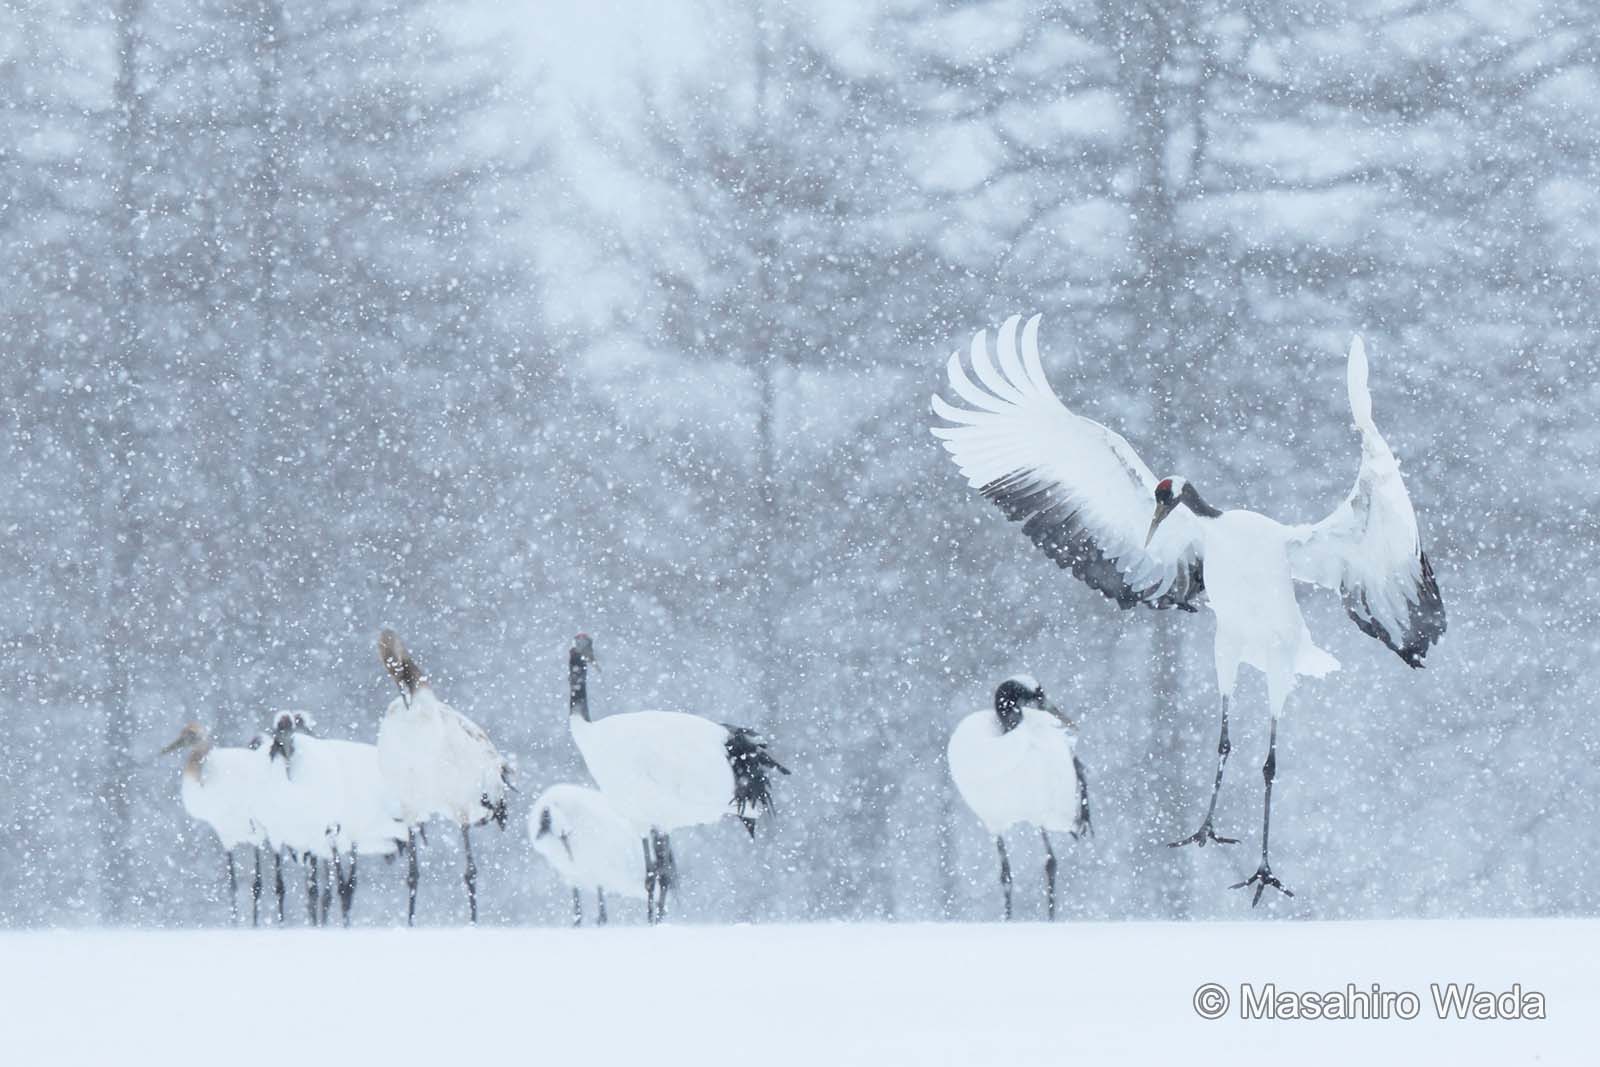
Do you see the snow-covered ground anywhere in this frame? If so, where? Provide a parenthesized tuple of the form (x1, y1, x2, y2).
(2, 920, 1591, 1065)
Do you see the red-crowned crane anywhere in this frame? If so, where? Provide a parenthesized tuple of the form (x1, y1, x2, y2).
(932, 316, 1445, 904)
(264, 712, 408, 926)
(160, 722, 271, 925)
(377, 630, 511, 925)
(529, 783, 649, 926)
(566, 634, 788, 923)
(259, 711, 343, 925)
(948, 675, 1092, 920)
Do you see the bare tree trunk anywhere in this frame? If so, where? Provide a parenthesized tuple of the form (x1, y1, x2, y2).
(222, 0, 285, 741)
(100, 0, 148, 924)
(751, 0, 781, 723)
(1113, 0, 1192, 919)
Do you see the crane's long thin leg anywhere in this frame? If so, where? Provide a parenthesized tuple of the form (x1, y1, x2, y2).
(597, 887, 607, 926)
(306, 856, 320, 926)
(405, 828, 419, 927)
(642, 837, 657, 925)
(652, 832, 673, 922)
(1170, 695, 1240, 848)
(274, 849, 285, 924)
(571, 887, 582, 927)
(320, 856, 333, 926)
(251, 847, 262, 928)
(461, 825, 478, 926)
(332, 849, 353, 927)
(1231, 716, 1294, 905)
(226, 850, 238, 925)
(345, 851, 357, 926)
(996, 836, 1013, 922)
(1040, 830, 1057, 922)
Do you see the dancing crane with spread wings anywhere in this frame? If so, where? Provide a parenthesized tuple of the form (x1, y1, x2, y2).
(931, 315, 1444, 903)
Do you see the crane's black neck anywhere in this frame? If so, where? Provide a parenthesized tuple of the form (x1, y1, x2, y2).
(1180, 482, 1222, 519)
(569, 650, 591, 722)
(994, 690, 1024, 734)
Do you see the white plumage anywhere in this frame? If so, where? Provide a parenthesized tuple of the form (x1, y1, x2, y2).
(932, 316, 1445, 904)
(948, 676, 1091, 920)
(378, 686, 509, 828)
(377, 630, 510, 925)
(529, 784, 646, 924)
(258, 713, 342, 863)
(571, 710, 744, 833)
(161, 722, 271, 924)
(162, 723, 269, 854)
(948, 687, 1082, 837)
(257, 712, 348, 926)
(312, 735, 407, 859)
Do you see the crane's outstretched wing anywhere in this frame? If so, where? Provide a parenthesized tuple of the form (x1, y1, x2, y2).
(931, 315, 1205, 611)
(1289, 337, 1445, 667)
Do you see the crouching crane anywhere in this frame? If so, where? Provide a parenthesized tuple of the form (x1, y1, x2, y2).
(932, 316, 1445, 903)
(529, 784, 649, 925)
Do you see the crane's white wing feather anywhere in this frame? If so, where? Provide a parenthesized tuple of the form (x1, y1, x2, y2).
(1289, 337, 1445, 667)
(931, 315, 1206, 611)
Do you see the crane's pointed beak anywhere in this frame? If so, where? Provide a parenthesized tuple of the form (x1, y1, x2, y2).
(1042, 699, 1079, 735)
(1145, 501, 1176, 547)
(559, 832, 574, 862)
(158, 736, 186, 756)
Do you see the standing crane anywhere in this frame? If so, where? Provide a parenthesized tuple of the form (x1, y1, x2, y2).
(932, 316, 1445, 903)
(378, 630, 511, 925)
(948, 675, 1092, 920)
(160, 722, 271, 925)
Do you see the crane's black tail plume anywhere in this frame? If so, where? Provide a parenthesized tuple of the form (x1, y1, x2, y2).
(378, 629, 425, 699)
(724, 725, 791, 838)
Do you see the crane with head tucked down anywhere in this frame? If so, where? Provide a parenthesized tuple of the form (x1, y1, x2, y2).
(932, 316, 1445, 903)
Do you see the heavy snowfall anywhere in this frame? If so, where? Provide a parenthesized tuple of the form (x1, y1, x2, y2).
(1, 0, 1597, 1058)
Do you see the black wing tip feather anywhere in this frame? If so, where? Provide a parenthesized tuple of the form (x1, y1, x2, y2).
(476, 765, 513, 830)
(979, 472, 1205, 612)
(1345, 551, 1446, 669)
(723, 725, 789, 834)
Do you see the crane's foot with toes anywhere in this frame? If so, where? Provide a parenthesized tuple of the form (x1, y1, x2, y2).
(1231, 863, 1294, 906)
(1169, 819, 1238, 848)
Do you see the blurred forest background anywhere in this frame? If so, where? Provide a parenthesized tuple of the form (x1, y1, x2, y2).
(2, 0, 1597, 926)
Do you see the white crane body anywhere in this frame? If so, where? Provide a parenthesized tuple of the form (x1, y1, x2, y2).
(179, 745, 269, 852)
(570, 710, 740, 834)
(529, 784, 647, 902)
(378, 688, 508, 828)
(948, 708, 1080, 836)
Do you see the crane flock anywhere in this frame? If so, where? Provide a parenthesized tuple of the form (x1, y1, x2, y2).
(162, 316, 1443, 922)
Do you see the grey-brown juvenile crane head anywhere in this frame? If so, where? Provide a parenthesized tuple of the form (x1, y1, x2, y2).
(379, 629, 425, 699)
(159, 721, 206, 755)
